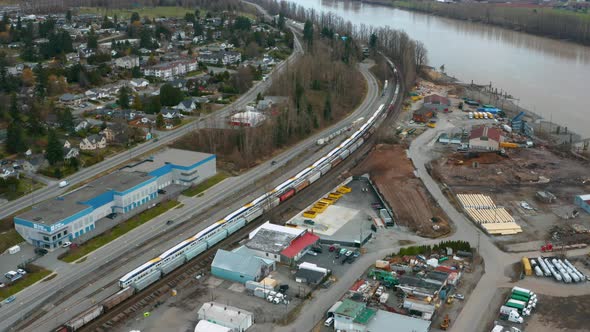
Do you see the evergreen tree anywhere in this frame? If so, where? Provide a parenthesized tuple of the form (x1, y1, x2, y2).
(58, 108, 74, 131)
(130, 12, 140, 23)
(323, 95, 332, 121)
(6, 122, 26, 154)
(132, 92, 142, 111)
(66, 10, 72, 23)
(303, 20, 314, 48)
(156, 113, 165, 128)
(8, 93, 19, 123)
(87, 28, 98, 49)
(118, 86, 130, 108)
(145, 96, 161, 114)
(46, 129, 63, 165)
(27, 103, 45, 137)
(159, 84, 183, 106)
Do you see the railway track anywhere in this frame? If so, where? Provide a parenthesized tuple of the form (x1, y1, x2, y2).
(78, 61, 404, 332)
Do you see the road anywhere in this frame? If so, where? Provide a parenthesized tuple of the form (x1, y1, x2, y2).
(0, 24, 302, 220)
(0, 55, 382, 331)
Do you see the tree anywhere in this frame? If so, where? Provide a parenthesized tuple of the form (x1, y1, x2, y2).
(233, 16, 251, 31)
(159, 84, 183, 106)
(8, 93, 19, 123)
(278, 13, 285, 30)
(6, 122, 26, 154)
(256, 92, 263, 102)
(58, 108, 74, 131)
(303, 20, 314, 48)
(145, 96, 161, 114)
(369, 33, 378, 49)
(156, 113, 165, 128)
(132, 92, 142, 111)
(195, 9, 200, 19)
(323, 95, 332, 121)
(87, 28, 98, 49)
(27, 103, 45, 137)
(21, 67, 35, 87)
(46, 129, 63, 165)
(66, 10, 72, 23)
(130, 12, 140, 23)
(118, 86, 131, 108)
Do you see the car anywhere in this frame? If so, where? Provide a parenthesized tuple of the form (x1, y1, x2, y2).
(454, 294, 465, 300)
(4, 296, 15, 304)
(329, 245, 337, 252)
(339, 248, 348, 255)
(347, 256, 356, 264)
(106, 213, 118, 219)
(166, 220, 174, 225)
(271, 160, 277, 165)
(311, 246, 323, 253)
(335, 252, 341, 259)
(353, 251, 360, 258)
(520, 202, 533, 210)
(345, 250, 353, 257)
(307, 251, 318, 256)
(62, 241, 72, 248)
(341, 257, 349, 264)
(195, 273, 204, 280)
(0, 282, 5, 288)
(17, 269, 26, 275)
(34, 248, 48, 256)
(157, 189, 167, 194)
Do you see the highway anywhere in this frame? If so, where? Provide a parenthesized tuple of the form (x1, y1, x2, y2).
(0, 56, 382, 332)
(0, 23, 303, 220)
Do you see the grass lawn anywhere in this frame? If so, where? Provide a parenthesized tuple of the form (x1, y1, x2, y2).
(0, 177, 45, 201)
(79, 6, 206, 19)
(0, 265, 52, 301)
(0, 229, 24, 254)
(60, 200, 180, 263)
(182, 173, 228, 197)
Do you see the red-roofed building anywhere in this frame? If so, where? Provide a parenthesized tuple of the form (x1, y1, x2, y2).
(281, 231, 320, 263)
(469, 126, 504, 151)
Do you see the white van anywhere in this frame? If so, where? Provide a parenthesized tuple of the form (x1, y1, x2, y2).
(59, 180, 68, 188)
(324, 317, 334, 327)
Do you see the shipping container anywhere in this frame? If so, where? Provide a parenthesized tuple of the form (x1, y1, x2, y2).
(331, 157, 342, 168)
(295, 180, 310, 192)
(102, 287, 134, 311)
(279, 188, 296, 202)
(65, 305, 104, 330)
(308, 171, 321, 184)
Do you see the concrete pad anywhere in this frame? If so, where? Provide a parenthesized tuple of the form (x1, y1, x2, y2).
(228, 282, 245, 293)
(205, 276, 224, 288)
(289, 205, 360, 236)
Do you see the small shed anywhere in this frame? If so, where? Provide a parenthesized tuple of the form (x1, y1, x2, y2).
(412, 107, 434, 123)
(575, 194, 590, 214)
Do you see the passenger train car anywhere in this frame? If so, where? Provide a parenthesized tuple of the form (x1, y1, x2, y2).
(118, 77, 401, 290)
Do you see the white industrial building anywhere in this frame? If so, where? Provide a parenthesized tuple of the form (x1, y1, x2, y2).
(228, 110, 266, 127)
(15, 149, 216, 250)
(197, 302, 253, 332)
(194, 320, 231, 332)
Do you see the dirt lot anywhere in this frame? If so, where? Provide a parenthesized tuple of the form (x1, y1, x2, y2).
(352, 144, 450, 238)
(521, 294, 590, 332)
(432, 146, 590, 187)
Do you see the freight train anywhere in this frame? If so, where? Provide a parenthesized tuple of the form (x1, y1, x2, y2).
(54, 63, 402, 332)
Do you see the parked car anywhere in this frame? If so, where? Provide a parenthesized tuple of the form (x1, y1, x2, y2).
(353, 251, 360, 258)
(307, 251, 318, 256)
(454, 294, 465, 300)
(329, 245, 337, 252)
(345, 250, 353, 257)
(17, 269, 26, 275)
(520, 202, 533, 210)
(106, 213, 118, 219)
(311, 246, 323, 253)
(0, 282, 5, 288)
(157, 189, 167, 194)
(62, 241, 72, 248)
(34, 248, 48, 256)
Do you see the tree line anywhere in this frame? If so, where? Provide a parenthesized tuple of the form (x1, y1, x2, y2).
(250, 0, 426, 89)
(392, 1, 590, 46)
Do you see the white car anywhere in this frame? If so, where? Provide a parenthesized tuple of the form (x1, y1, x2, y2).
(16, 269, 26, 275)
(307, 251, 318, 256)
(520, 202, 533, 210)
(62, 241, 72, 248)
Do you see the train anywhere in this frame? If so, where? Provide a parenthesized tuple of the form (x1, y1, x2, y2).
(54, 61, 402, 332)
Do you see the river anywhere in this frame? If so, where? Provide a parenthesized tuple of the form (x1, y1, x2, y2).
(295, 0, 590, 138)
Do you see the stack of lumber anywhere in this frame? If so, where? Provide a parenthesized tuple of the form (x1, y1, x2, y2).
(458, 194, 522, 235)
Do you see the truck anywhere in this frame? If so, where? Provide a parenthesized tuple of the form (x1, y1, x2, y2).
(500, 142, 519, 148)
(511, 286, 536, 300)
(521, 257, 532, 276)
(59, 180, 69, 188)
(499, 306, 524, 323)
(8, 245, 20, 254)
(505, 299, 531, 315)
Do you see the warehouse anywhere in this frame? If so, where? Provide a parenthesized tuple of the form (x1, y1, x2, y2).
(197, 302, 253, 332)
(14, 148, 216, 249)
(245, 221, 319, 264)
(194, 320, 230, 332)
(423, 94, 451, 112)
(211, 249, 275, 283)
(575, 194, 590, 214)
(468, 126, 504, 151)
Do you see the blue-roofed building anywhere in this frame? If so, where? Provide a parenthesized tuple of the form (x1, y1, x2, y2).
(211, 249, 275, 283)
(14, 148, 216, 250)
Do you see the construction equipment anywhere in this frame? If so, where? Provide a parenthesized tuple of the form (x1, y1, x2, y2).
(440, 315, 451, 330)
(368, 269, 399, 287)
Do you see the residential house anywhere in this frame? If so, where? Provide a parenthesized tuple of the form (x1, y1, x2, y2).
(65, 52, 79, 62)
(198, 51, 241, 66)
(169, 78, 188, 91)
(63, 140, 71, 149)
(160, 108, 184, 119)
(100, 127, 115, 142)
(115, 55, 140, 69)
(143, 59, 198, 79)
(64, 147, 80, 160)
(74, 120, 90, 132)
(79, 134, 107, 150)
(59, 93, 84, 105)
(174, 99, 197, 112)
(130, 78, 149, 89)
(85, 88, 108, 100)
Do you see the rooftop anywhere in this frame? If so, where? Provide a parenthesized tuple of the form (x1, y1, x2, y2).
(246, 228, 297, 254)
(354, 308, 377, 325)
(366, 309, 430, 332)
(211, 249, 268, 277)
(122, 148, 214, 173)
(194, 320, 230, 332)
(18, 171, 152, 225)
(197, 302, 252, 327)
(281, 232, 319, 258)
(334, 299, 366, 318)
(294, 268, 325, 284)
(469, 126, 503, 142)
(424, 94, 450, 105)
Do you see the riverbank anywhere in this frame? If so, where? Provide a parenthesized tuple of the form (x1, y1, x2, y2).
(423, 68, 587, 148)
(345, 0, 590, 46)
